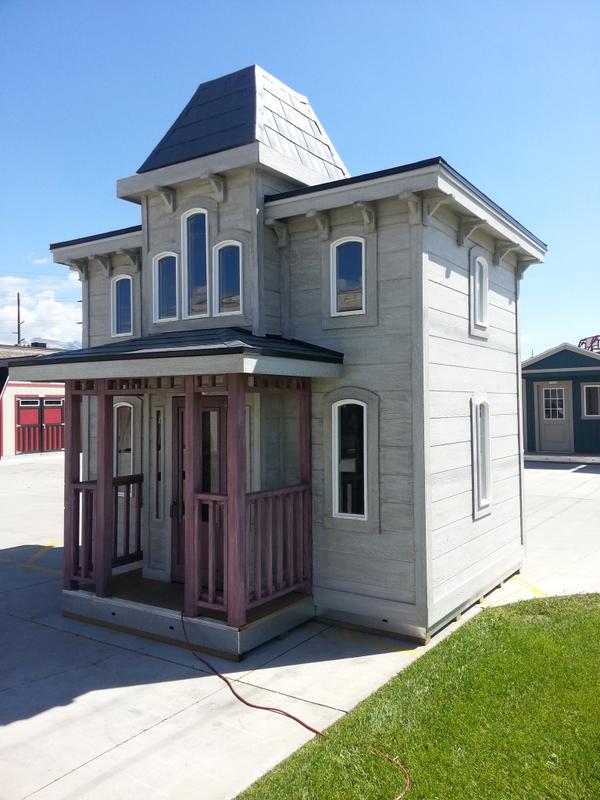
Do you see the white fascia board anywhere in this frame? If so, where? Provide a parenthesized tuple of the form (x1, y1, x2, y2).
(522, 341, 600, 369)
(9, 354, 342, 382)
(116, 143, 261, 201)
(51, 230, 143, 266)
(264, 165, 441, 220)
(436, 171, 546, 262)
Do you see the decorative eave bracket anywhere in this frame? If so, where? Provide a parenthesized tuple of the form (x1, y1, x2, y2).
(118, 248, 142, 272)
(353, 201, 377, 234)
(458, 214, 485, 246)
(494, 239, 520, 266)
(265, 219, 288, 248)
(90, 254, 112, 276)
(422, 193, 454, 225)
(398, 192, 421, 226)
(200, 172, 226, 203)
(516, 256, 539, 279)
(65, 259, 87, 280)
(155, 185, 176, 212)
(306, 209, 330, 241)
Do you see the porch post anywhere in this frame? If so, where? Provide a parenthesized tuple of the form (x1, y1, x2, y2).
(63, 381, 81, 589)
(299, 379, 312, 589)
(226, 373, 247, 627)
(94, 379, 114, 597)
(183, 375, 201, 617)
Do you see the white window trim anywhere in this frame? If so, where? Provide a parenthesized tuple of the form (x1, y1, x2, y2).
(110, 274, 133, 337)
(181, 208, 210, 319)
(152, 251, 179, 323)
(213, 240, 243, 316)
(469, 254, 489, 338)
(581, 383, 600, 419)
(113, 401, 134, 476)
(331, 399, 368, 520)
(471, 396, 492, 519)
(330, 236, 366, 317)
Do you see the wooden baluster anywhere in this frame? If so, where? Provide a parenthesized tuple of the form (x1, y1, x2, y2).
(296, 489, 304, 585)
(253, 499, 261, 602)
(265, 496, 273, 597)
(286, 492, 294, 587)
(134, 481, 141, 555)
(113, 484, 119, 560)
(124, 482, 131, 557)
(208, 500, 216, 604)
(276, 494, 283, 590)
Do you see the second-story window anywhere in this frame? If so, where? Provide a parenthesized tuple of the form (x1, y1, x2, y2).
(154, 253, 178, 321)
(331, 237, 365, 316)
(112, 275, 132, 336)
(470, 254, 489, 337)
(214, 242, 242, 315)
(183, 210, 208, 317)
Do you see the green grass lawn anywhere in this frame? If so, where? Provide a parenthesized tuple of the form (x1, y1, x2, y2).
(239, 595, 600, 800)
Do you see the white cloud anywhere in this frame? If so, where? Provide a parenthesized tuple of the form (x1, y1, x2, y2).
(0, 274, 81, 346)
(31, 257, 50, 265)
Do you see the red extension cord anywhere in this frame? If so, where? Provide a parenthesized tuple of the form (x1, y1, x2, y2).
(180, 611, 411, 799)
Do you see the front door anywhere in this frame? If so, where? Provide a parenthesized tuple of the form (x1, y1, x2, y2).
(171, 397, 226, 582)
(537, 381, 573, 453)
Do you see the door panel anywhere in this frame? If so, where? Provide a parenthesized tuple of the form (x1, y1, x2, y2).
(537, 382, 573, 453)
(171, 397, 226, 583)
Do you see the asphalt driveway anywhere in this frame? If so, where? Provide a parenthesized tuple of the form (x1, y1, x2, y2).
(0, 454, 598, 799)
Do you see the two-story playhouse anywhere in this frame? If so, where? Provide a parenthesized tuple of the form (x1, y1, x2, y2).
(11, 66, 546, 657)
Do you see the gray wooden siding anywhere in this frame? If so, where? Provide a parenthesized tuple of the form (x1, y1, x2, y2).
(286, 198, 417, 614)
(425, 217, 522, 625)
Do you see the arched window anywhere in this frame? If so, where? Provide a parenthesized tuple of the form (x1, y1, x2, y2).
(470, 254, 489, 337)
(331, 237, 365, 316)
(114, 402, 133, 477)
(471, 397, 491, 518)
(153, 252, 178, 321)
(332, 400, 367, 518)
(213, 241, 242, 315)
(111, 275, 132, 336)
(182, 210, 209, 317)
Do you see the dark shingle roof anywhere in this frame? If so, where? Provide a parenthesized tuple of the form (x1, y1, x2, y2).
(50, 226, 142, 251)
(138, 65, 348, 180)
(9, 328, 343, 367)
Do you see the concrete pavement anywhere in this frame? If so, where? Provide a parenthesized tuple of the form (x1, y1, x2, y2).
(0, 454, 598, 799)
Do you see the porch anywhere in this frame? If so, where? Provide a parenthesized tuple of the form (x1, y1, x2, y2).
(62, 372, 314, 653)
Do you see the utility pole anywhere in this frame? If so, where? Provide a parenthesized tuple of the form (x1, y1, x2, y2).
(15, 292, 23, 345)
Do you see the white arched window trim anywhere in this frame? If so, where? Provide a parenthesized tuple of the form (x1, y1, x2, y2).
(213, 240, 243, 316)
(331, 398, 368, 520)
(470, 253, 489, 337)
(110, 274, 133, 337)
(113, 401, 134, 477)
(471, 395, 492, 519)
(152, 251, 179, 323)
(181, 208, 209, 319)
(330, 236, 366, 317)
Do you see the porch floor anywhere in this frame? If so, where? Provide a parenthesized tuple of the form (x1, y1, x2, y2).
(525, 452, 600, 464)
(111, 569, 309, 625)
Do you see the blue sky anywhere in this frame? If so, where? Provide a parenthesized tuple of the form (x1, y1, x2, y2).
(0, 0, 598, 351)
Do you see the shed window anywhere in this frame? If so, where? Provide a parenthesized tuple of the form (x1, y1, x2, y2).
(583, 385, 600, 418)
(331, 238, 365, 315)
(214, 242, 242, 315)
(112, 276, 132, 335)
(154, 254, 178, 321)
(43, 398, 64, 407)
(332, 400, 366, 518)
(543, 387, 564, 420)
(472, 397, 491, 518)
(19, 398, 40, 407)
(470, 254, 489, 337)
(184, 211, 208, 317)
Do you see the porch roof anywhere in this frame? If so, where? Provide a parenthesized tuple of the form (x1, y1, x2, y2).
(8, 327, 344, 381)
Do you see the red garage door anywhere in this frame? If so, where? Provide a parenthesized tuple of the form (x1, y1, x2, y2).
(16, 396, 65, 454)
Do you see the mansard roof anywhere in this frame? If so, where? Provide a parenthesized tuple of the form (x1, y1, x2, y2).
(137, 65, 348, 181)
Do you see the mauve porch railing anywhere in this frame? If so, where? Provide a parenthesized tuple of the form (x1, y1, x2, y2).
(193, 493, 228, 609)
(246, 484, 310, 608)
(113, 474, 143, 566)
(68, 480, 96, 584)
